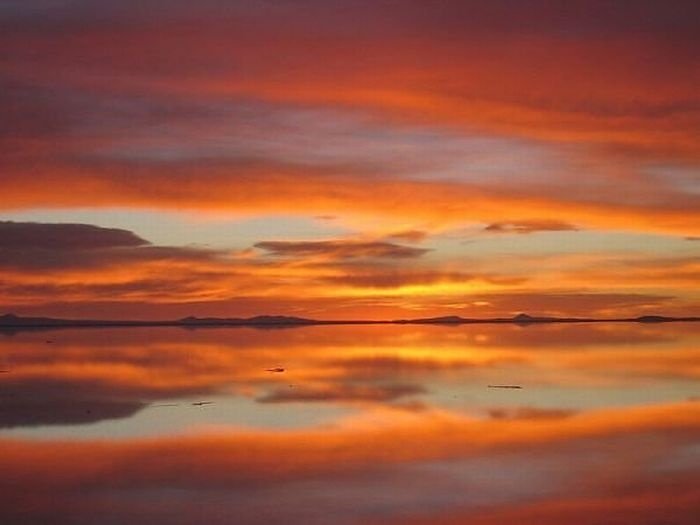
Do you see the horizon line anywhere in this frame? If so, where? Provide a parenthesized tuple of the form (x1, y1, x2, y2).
(1, 312, 699, 330)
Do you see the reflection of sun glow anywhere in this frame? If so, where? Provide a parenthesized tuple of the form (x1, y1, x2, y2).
(1, 323, 699, 524)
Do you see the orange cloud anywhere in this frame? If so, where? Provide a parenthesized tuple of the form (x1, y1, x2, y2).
(1, 3, 699, 239)
(562, 256, 700, 288)
(1, 166, 698, 237)
(1, 2, 698, 321)
(0, 221, 530, 313)
(3, 1, 698, 161)
(484, 220, 579, 234)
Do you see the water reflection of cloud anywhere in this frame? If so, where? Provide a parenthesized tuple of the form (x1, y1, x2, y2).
(0, 324, 698, 431)
(257, 383, 426, 404)
(1, 401, 698, 525)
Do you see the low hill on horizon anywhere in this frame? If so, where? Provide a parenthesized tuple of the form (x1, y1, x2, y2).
(1, 312, 698, 330)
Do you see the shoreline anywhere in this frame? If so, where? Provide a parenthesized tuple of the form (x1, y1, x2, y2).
(1, 314, 698, 331)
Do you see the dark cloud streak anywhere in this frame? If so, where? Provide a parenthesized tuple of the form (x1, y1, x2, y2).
(257, 383, 426, 404)
(0, 221, 223, 271)
(0, 221, 148, 250)
(255, 240, 430, 260)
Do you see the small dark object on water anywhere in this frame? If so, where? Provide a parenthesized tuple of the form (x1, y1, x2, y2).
(488, 385, 523, 389)
(265, 367, 285, 373)
(192, 401, 214, 406)
(0, 370, 10, 373)
(45, 340, 54, 344)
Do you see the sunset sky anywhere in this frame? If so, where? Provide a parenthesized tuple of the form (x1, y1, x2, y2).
(1, 0, 699, 320)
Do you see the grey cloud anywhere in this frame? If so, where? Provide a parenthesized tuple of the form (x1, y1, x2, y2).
(0, 221, 148, 250)
(257, 382, 426, 404)
(255, 240, 430, 260)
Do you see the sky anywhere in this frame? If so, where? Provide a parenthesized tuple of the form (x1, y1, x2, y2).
(1, 0, 699, 320)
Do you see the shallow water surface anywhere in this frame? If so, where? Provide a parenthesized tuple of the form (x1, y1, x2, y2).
(1, 323, 699, 524)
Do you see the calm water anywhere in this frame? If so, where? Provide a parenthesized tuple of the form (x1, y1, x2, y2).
(1, 323, 699, 524)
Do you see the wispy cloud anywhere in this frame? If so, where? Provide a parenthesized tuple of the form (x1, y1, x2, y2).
(484, 220, 579, 235)
(254, 240, 430, 260)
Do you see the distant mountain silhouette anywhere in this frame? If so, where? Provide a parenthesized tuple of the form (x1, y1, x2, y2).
(1, 312, 698, 332)
(0, 313, 97, 327)
(397, 313, 598, 325)
(635, 315, 678, 323)
(179, 315, 315, 326)
(395, 315, 471, 324)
